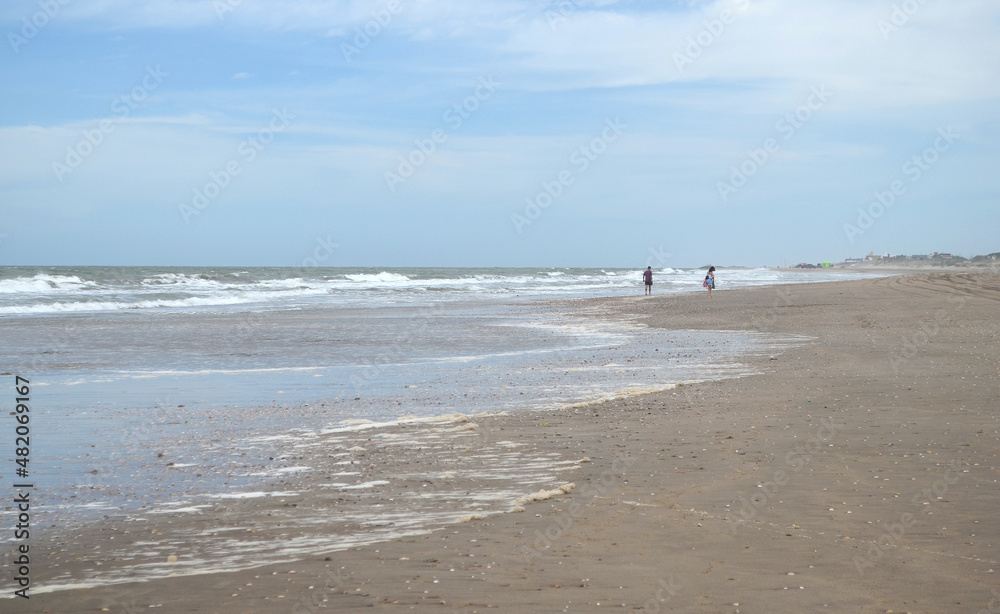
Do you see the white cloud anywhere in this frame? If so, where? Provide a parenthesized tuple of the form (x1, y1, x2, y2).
(1, 0, 536, 31)
(501, 0, 1000, 107)
(8, 0, 997, 110)
(2, 1, 997, 222)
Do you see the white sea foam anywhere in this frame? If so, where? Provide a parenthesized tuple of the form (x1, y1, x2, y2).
(0, 274, 100, 293)
(344, 271, 411, 283)
(340, 480, 390, 489)
(207, 491, 299, 499)
(148, 505, 211, 514)
(0, 267, 890, 315)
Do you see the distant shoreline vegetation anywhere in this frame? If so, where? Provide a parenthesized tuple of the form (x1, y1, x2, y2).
(792, 251, 1000, 269)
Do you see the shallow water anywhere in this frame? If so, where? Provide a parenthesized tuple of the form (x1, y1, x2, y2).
(0, 295, 796, 538)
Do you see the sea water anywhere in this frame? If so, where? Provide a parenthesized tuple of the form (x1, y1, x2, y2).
(0, 266, 880, 536)
(0, 265, 874, 315)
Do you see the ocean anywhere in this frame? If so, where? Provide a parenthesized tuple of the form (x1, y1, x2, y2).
(0, 265, 870, 315)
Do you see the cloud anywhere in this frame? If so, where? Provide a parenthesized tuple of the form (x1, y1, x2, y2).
(501, 0, 1000, 107)
(7, 0, 996, 110)
(231, 72, 252, 79)
(0, 0, 536, 31)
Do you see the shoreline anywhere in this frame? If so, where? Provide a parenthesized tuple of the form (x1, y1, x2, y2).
(0, 296, 779, 544)
(9, 272, 1000, 612)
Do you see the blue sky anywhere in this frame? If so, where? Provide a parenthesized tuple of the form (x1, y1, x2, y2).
(0, 0, 997, 267)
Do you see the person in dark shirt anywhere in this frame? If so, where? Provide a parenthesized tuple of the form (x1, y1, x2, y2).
(643, 266, 653, 295)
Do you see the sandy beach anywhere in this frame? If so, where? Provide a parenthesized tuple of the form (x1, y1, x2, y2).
(12, 272, 1000, 613)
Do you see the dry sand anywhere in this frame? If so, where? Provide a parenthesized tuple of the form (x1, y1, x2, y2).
(12, 272, 1000, 613)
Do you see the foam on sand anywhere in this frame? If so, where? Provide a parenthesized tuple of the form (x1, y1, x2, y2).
(514, 482, 576, 506)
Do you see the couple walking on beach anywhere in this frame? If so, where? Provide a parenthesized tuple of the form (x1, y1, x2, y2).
(641, 266, 716, 296)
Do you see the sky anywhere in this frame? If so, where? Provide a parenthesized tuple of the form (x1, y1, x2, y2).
(0, 0, 997, 268)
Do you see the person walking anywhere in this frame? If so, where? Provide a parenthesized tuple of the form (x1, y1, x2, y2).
(643, 266, 653, 295)
(703, 266, 716, 298)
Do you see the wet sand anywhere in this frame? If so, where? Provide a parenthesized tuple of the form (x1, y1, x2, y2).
(12, 272, 1000, 613)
